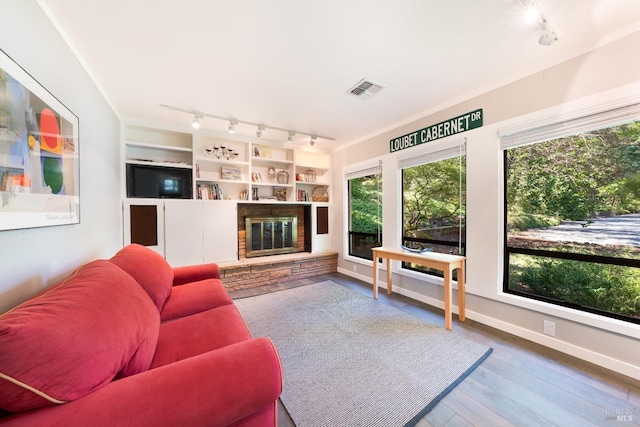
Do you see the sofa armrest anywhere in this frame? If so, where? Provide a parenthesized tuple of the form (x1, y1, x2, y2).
(0, 338, 282, 427)
(172, 262, 220, 285)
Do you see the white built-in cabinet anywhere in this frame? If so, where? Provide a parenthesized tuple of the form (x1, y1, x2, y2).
(123, 199, 238, 266)
(122, 123, 332, 265)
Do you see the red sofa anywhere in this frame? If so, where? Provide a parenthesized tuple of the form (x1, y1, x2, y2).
(0, 244, 282, 426)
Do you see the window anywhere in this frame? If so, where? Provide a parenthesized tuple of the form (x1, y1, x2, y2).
(502, 104, 640, 324)
(401, 145, 465, 277)
(347, 163, 382, 261)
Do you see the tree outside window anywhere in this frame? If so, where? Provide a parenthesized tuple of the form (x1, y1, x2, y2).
(504, 121, 640, 323)
(402, 154, 466, 277)
(348, 172, 382, 261)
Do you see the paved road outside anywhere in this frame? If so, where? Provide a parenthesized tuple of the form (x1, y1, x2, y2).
(516, 213, 640, 247)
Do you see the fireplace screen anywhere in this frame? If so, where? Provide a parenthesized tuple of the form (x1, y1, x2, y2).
(245, 216, 298, 257)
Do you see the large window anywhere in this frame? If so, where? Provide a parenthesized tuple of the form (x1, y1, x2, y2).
(503, 109, 640, 324)
(347, 165, 382, 261)
(401, 146, 465, 276)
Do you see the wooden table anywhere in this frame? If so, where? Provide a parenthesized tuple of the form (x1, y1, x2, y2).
(371, 246, 466, 330)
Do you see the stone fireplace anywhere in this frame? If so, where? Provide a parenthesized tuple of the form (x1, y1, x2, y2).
(237, 204, 309, 259)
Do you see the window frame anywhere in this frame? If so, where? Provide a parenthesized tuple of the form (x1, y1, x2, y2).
(398, 142, 466, 279)
(501, 103, 640, 324)
(344, 160, 383, 264)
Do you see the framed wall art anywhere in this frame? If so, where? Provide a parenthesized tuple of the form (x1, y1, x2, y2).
(0, 49, 79, 231)
(221, 166, 241, 181)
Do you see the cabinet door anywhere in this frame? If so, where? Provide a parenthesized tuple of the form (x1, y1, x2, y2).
(123, 199, 165, 257)
(203, 201, 238, 263)
(164, 200, 204, 266)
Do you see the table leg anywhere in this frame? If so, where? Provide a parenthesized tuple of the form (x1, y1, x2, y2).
(372, 252, 378, 299)
(444, 267, 452, 330)
(386, 257, 392, 295)
(458, 263, 465, 322)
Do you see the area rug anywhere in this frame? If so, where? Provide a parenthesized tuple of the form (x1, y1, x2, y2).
(234, 281, 492, 427)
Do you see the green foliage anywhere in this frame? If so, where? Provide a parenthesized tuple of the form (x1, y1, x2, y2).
(403, 156, 465, 233)
(506, 122, 640, 223)
(511, 255, 640, 319)
(507, 209, 561, 231)
(506, 122, 640, 321)
(349, 174, 382, 234)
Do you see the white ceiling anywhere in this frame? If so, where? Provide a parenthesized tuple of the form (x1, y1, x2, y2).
(38, 0, 640, 152)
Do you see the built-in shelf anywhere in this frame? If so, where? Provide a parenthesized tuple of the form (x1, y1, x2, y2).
(123, 124, 331, 203)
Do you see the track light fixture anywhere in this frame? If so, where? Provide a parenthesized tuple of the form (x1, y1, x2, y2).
(538, 19, 558, 46)
(160, 104, 335, 144)
(192, 114, 202, 129)
(520, 1, 558, 46)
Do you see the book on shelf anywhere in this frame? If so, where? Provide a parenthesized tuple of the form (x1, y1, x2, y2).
(197, 183, 224, 200)
(296, 189, 310, 202)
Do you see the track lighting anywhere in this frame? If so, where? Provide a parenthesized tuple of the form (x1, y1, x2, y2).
(520, 1, 557, 46)
(192, 114, 202, 129)
(538, 20, 558, 46)
(228, 120, 237, 134)
(160, 104, 335, 143)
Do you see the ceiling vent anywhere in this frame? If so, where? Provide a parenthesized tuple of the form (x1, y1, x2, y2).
(347, 78, 385, 100)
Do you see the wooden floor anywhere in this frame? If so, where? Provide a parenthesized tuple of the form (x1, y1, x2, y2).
(230, 273, 640, 427)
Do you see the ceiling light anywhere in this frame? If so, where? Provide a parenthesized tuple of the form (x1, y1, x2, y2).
(287, 131, 295, 142)
(538, 20, 558, 46)
(228, 120, 237, 134)
(310, 136, 317, 146)
(256, 124, 265, 138)
(192, 114, 202, 129)
(523, 5, 541, 24)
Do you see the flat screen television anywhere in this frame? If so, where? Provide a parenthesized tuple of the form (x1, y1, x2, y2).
(126, 164, 193, 199)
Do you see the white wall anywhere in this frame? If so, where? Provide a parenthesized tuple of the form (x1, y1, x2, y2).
(0, 0, 121, 313)
(333, 30, 640, 380)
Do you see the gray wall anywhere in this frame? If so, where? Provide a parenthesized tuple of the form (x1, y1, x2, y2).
(333, 31, 640, 380)
(0, 0, 122, 313)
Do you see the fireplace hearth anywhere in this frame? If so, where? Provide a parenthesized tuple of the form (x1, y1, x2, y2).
(245, 216, 298, 257)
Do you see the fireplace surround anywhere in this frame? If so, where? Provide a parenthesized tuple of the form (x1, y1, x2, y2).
(245, 216, 298, 257)
(237, 204, 309, 259)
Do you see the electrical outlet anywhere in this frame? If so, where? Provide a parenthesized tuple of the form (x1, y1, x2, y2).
(543, 320, 555, 336)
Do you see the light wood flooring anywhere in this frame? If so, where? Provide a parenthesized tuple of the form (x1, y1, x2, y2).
(229, 273, 640, 427)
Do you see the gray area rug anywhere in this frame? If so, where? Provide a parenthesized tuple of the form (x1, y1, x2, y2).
(234, 281, 492, 427)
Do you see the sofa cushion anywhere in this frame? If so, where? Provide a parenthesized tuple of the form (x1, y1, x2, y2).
(0, 260, 160, 413)
(151, 304, 252, 369)
(110, 244, 174, 311)
(160, 278, 233, 322)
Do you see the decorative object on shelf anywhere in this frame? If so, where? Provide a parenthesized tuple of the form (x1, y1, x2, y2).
(221, 166, 241, 180)
(210, 144, 238, 160)
(273, 186, 287, 201)
(277, 170, 290, 184)
(252, 187, 259, 200)
(254, 146, 260, 157)
(304, 169, 317, 183)
(267, 166, 276, 181)
(312, 186, 329, 202)
(0, 49, 79, 231)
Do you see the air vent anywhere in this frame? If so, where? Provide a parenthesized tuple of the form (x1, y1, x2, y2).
(347, 78, 385, 100)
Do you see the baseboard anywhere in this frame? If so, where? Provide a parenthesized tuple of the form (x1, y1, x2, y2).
(336, 268, 640, 381)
